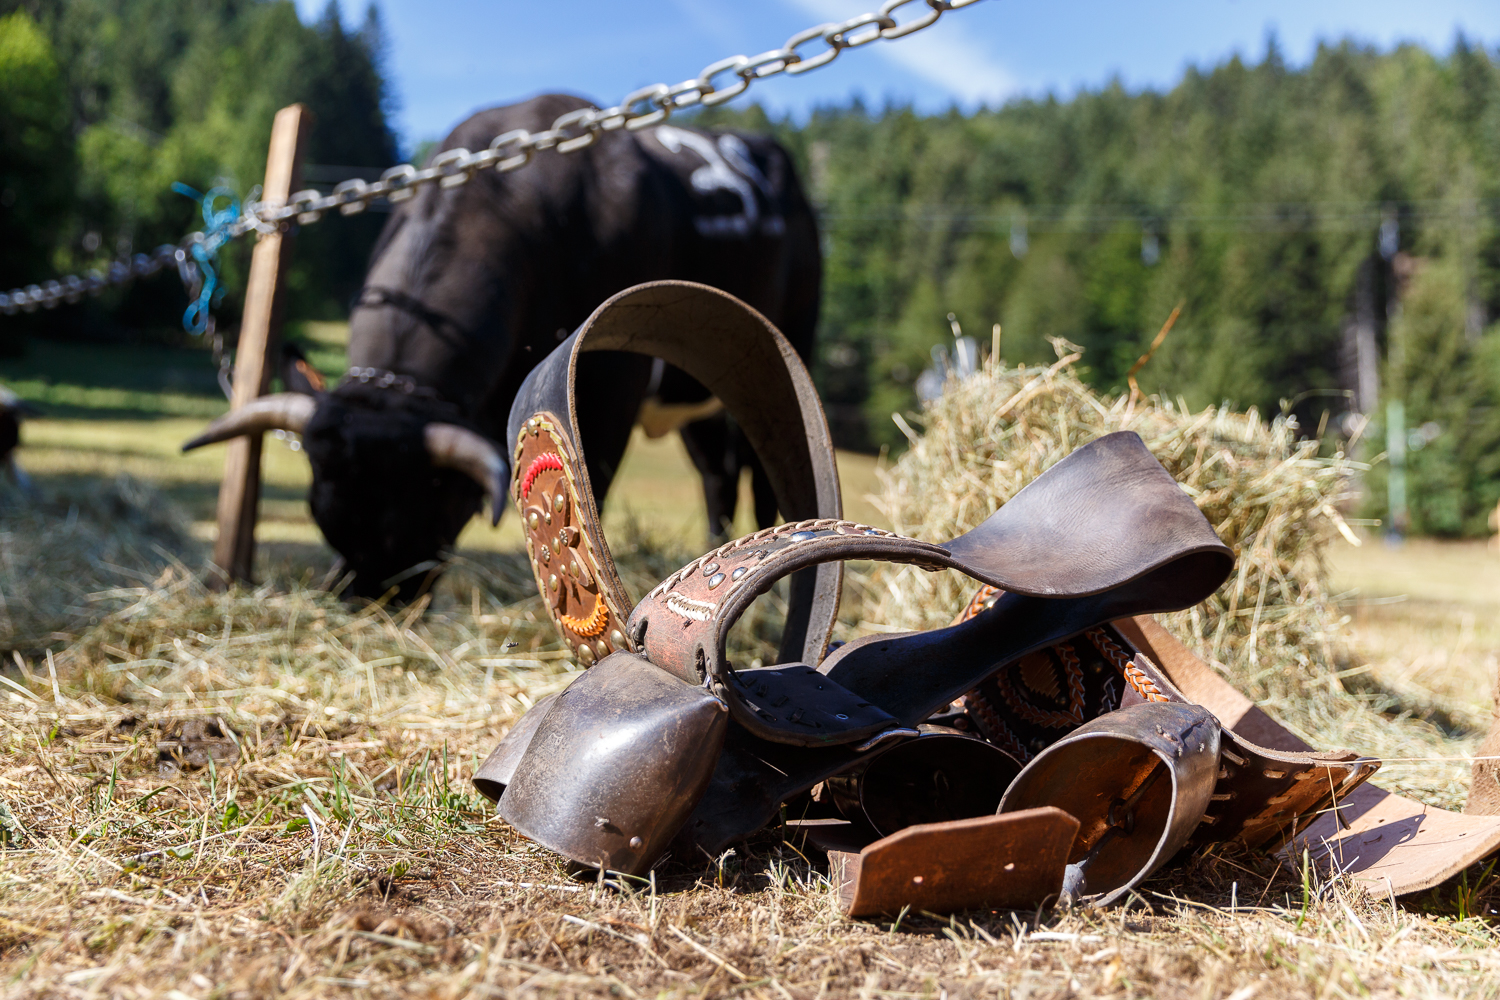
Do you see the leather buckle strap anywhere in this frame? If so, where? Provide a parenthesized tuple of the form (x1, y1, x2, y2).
(629, 432, 1234, 748)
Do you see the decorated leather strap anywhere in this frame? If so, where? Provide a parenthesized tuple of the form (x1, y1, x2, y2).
(513, 413, 630, 663)
(951, 587, 1379, 856)
(505, 281, 844, 667)
(629, 431, 1236, 748)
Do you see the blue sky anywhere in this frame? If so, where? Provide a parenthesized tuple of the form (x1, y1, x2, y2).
(296, 0, 1500, 153)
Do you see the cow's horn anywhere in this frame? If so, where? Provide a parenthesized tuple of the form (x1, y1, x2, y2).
(425, 423, 507, 525)
(181, 394, 317, 451)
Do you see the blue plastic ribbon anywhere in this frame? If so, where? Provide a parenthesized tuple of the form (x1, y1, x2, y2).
(172, 182, 241, 334)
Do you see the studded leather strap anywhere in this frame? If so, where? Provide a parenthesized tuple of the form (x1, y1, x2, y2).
(513, 413, 632, 663)
(630, 432, 1236, 749)
(505, 281, 844, 666)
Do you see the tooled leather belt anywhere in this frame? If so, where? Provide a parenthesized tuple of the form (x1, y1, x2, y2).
(476, 279, 1379, 901)
(501, 280, 843, 669)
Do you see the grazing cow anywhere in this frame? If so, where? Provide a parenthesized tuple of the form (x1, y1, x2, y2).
(0, 385, 39, 493)
(184, 94, 821, 598)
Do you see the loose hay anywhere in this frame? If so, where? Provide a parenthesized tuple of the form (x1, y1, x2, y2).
(0, 474, 202, 654)
(858, 352, 1477, 809)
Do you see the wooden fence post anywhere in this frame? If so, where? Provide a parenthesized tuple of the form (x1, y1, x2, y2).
(212, 104, 312, 584)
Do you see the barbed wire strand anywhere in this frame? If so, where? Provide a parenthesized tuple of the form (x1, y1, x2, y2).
(0, 0, 983, 318)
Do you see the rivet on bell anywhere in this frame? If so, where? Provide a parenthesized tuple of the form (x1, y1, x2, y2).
(609, 629, 625, 647)
(578, 643, 595, 665)
(548, 574, 558, 592)
(628, 836, 644, 849)
(702, 562, 719, 576)
(731, 566, 747, 581)
(707, 573, 726, 589)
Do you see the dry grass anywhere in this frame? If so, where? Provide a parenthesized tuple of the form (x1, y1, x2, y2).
(0, 476, 203, 653)
(3, 386, 1500, 996)
(4, 564, 1500, 999)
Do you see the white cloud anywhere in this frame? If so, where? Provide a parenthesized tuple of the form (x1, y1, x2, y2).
(780, 0, 1019, 105)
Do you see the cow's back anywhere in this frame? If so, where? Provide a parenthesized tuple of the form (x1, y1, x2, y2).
(349, 94, 820, 435)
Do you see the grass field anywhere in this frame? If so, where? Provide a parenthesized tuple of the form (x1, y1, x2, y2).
(1, 325, 884, 570)
(3, 329, 1500, 998)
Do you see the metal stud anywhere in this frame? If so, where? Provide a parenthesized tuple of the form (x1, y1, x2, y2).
(552, 535, 562, 555)
(594, 639, 607, 657)
(554, 492, 566, 514)
(528, 511, 539, 530)
(577, 643, 595, 666)
(569, 560, 579, 577)
(707, 573, 725, 589)
(628, 836, 643, 849)
(609, 629, 625, 648)
(540, 546, 550, 564)
(731, 566, 747, 581)
(548, 574, 558, 592)
(702, 562, 719, 576)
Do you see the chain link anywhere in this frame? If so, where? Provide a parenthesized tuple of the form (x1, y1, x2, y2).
(0, 244, 181, 316)
(1, 0, 985, 317)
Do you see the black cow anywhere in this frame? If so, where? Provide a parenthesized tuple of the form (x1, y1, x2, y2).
(185, 94, 821, 598)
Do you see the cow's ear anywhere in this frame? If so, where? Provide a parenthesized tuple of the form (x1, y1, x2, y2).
(280, 342, 327, 395)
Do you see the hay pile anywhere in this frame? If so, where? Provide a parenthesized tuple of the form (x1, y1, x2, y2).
(0, 474, 204, 652)
(854, 349, 1497, 806)
(863, 349, 1358, 690)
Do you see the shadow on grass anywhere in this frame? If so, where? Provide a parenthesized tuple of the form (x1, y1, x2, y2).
(0, 338, 226, 418)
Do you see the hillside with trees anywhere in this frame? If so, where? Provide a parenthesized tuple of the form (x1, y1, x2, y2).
(1, 9, 1496, 534)
(0, 0, 396, 336)
(699, 38, 1500, 535)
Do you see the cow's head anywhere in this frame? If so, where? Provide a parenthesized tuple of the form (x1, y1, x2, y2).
(182, 381, 506, 599)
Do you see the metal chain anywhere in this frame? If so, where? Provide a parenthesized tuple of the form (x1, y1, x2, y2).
(1, 244, 182, 315)
(0, 0, 983, 317)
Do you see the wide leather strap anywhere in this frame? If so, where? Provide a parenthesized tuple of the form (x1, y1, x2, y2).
(506, 281, 844, 666)
(630, 431, 1234, 747)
